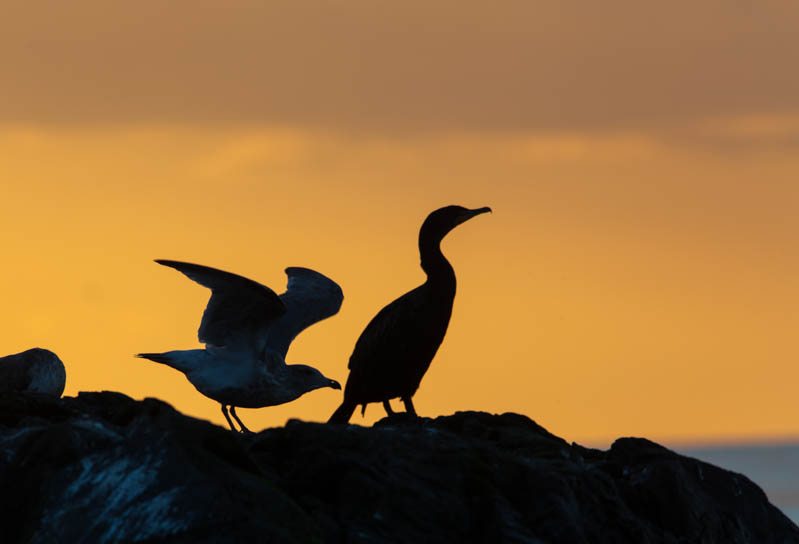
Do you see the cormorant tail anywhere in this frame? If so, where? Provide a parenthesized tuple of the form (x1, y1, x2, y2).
(328, 400, 357, 424)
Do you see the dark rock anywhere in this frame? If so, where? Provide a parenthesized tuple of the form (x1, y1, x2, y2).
(0, 392, 796, 543)
(0, 348, 66, 397)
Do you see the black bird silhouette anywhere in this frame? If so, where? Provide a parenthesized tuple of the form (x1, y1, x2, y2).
(328, 205, 491, 424)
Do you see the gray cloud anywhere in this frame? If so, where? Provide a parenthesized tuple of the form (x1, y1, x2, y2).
(3, 1, 799, 131)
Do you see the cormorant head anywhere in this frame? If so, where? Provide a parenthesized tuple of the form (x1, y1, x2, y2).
(420, 205, 492, 243)
(287, 364, 342, 394)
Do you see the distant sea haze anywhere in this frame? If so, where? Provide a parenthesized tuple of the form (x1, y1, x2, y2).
(680, 442, 799, 524)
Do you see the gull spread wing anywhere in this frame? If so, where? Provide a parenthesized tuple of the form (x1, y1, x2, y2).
(155, 260, 287, 350)
(262, 267, 344, 359)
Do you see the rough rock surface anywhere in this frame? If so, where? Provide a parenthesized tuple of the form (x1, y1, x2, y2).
(0, 348, 66, 396)
(0, 391, 796, 543)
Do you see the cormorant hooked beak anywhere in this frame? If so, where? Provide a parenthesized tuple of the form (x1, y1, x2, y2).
(328, 379, 342, 390)
(457, 206, 492, 225)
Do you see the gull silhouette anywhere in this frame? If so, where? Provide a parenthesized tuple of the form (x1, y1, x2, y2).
(138, 260, 342, 433)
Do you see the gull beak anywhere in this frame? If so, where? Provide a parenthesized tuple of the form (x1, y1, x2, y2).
(328, 379, 342, 390)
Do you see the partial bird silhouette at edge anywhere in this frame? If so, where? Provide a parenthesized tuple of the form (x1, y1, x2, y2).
(328, 205, 491, 424)
(137, 260, 342, 433)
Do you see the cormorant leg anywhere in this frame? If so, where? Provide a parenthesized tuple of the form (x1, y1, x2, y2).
(230, 406, 253, 434)
(401, 396, 418, 417)
(221, 404, 237, 431)
(383, 399, 396, 417)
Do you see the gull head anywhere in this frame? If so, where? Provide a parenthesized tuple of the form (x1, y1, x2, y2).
(286, 364, 342, 395)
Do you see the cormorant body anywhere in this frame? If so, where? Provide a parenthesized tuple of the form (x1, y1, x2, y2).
(329, 205, 490, 423)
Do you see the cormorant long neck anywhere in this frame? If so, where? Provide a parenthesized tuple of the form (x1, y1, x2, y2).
(419, 232, 455, 288)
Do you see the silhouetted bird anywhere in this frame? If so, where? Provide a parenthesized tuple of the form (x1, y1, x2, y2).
(0, 347, 66, 396)
(138, 260, 342, 433)
(328, 205, 491, 424)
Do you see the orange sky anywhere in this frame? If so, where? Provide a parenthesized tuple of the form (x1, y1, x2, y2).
(1, 2, 797, 446)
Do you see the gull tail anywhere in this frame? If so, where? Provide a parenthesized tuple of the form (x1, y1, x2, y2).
(136, 350, 202, 373)
(328, 399, 357, 424)
(136, 352, 174, 366)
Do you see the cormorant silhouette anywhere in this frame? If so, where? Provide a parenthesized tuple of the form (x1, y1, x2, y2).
(138, 260, 342, 433)
(328, 205, 491, 424)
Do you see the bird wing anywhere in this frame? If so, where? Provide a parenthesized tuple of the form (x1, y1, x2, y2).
(347, 286, 428, 372)
(155, 260, 287, 351)
(261, 267, 344, 359)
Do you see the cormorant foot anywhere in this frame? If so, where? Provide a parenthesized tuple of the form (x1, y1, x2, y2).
(401, 396, 418, 417)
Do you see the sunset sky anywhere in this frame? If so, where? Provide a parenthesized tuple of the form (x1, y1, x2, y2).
(2, 1, 797, 447)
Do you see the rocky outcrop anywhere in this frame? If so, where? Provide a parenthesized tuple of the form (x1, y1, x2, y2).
(0, 348, 65, 396)
(0, 391, 796, 543)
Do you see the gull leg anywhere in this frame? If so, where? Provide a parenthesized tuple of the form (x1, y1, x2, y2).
(221, 404, 238, 432)
(383, 399, 396, 417)
(401, 396, 418, 417)
(230, 406, 253, 434)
